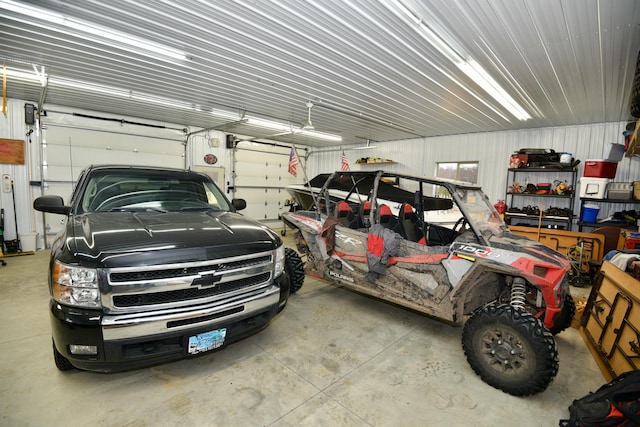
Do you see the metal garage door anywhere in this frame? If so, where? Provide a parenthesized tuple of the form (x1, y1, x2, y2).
(39, 111, 186, 236)
(231, 141, 306, 222)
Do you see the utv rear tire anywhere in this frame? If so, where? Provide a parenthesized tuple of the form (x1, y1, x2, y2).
(53, 339, 75, 371)
(548, 294, 576, 335)
(284, 248, 305, 294)
(462, 303, 558, 396)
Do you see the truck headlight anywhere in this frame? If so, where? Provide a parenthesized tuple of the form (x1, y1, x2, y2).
(52, 261, 101, 308)
(274, 245, 285, 277)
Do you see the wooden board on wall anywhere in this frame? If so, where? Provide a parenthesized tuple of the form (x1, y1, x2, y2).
(0, 138, 24, 164)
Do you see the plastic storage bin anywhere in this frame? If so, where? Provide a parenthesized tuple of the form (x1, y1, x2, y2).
(581, 204, 600, 223)
(583, 160, 618, 178)
(607, 182, 633, 200)
(579, 177, 609, 199)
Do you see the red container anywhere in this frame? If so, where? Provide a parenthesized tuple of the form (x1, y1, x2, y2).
(626, 234, 640, 250)
(583, 159, 618, 179)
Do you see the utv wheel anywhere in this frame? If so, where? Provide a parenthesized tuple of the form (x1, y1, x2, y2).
(53, 339, 75, 371)
(548, 294, 576, 335)
(462, 304, 558, 396)
(284, 248, 305, 294)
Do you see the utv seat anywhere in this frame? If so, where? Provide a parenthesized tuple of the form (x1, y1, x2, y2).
(359, 200, 372, 228)
(335, 201, 360, 229)
(378, 204, 405, 237)
(400, 203, 426, 245)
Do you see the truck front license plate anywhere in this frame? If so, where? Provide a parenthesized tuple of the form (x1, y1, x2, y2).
(188, 328, 227, 354)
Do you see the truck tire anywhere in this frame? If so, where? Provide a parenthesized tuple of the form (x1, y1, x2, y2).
(462, 303, 558, 396)
(53, 339, 75, 371)
(548, 294, 576, 335)
(285, 248, 305, 294)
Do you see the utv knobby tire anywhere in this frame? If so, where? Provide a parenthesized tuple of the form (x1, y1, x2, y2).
(462, 304, 558, 396)
(53, 339, 75, 371)
(548, 294, 576, 335)
(284, 248, 305, 294)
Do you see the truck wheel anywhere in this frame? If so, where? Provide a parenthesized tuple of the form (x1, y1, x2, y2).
(52, 339, 75, 371)
(462, 303, 558, 396)
(285, 248, 305, 294)
(548, 294, 576, 335)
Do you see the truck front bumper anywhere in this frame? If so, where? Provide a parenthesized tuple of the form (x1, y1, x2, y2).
(50, 277, 285, 372)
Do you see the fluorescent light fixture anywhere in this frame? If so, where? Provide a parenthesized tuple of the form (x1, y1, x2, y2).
(298, 129, 342, 142)
(131, 93, 193, 110)
(212, 110, 342, 141)
(0, 0, 186, 61)
(386, 0, 531, 121)
(3, 67, 41, 82)
(247, 117, 294, 132)
(458, 60, 531, 121)
(49, 77, 130, 97)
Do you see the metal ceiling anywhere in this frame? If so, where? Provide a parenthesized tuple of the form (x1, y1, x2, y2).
(1, 0, 639, 147)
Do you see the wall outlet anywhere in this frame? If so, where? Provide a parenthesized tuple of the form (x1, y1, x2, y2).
(2, 174, 11, 193)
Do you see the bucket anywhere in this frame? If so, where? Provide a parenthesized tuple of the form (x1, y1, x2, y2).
(19, 232, 37, 252)
(560, 152, 572, 164)
(581, 204, 599, 223)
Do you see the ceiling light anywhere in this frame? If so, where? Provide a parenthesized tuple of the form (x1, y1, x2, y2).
(247, 117, 294, 132)
(385, 0, 531, 121)
(48, 77, 130, 97)
(458, 60, 531, 121)
(131, 93, 194, 110)
(3, 67, 41, 82)
(0, 0, 186, 61)
(297, 130, 342, 142)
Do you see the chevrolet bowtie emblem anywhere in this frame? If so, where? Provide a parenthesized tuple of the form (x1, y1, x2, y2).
(191, 273, 221, 287)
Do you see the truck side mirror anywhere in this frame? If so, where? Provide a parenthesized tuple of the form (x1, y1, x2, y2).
(232, 198, 247, 211)
(33, 195, 71, 215)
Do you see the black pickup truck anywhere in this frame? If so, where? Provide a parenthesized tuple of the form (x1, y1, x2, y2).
(34, 165, 303, 372)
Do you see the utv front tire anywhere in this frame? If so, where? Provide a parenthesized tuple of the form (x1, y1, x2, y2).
(548, 294, 576, 335)
(284, 248, 305, 294)
(462, 304, 558, 396)
(53, 339, 75, 371)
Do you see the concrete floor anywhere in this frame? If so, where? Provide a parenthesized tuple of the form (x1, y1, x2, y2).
(0, 236, 606, 427)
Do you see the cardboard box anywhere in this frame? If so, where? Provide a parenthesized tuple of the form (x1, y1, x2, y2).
(583, 159, 618, 178)
(579, 177, 609, 198)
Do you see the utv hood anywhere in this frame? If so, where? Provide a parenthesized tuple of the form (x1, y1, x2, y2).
(65, 211, 280, 267)
(488, 230, 570, 269)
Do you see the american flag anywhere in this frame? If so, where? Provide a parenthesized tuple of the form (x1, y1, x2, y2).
(341, 150, 350, 171)
(288, 147, 298, 177)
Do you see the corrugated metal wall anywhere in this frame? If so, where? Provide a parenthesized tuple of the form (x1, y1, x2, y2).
(311, 121, 639, 223)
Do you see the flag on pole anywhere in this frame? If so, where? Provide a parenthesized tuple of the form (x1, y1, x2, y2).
(341, 150, 350, 171)
(288, 147, 298, 177)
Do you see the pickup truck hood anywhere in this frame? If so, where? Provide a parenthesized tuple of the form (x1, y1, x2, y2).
(65, 211, 280, 267)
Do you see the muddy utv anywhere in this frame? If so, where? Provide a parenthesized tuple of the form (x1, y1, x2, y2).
(282, 170, 575, 396)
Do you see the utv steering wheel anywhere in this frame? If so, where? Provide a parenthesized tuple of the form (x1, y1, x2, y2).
(451, 217, 468, 241)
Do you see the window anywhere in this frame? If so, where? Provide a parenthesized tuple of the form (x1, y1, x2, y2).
(436, 162, 478, 183)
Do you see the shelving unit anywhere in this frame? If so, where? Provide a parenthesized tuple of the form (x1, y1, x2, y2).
(577, 197, 640, 231)
(504, 167, 578, 231)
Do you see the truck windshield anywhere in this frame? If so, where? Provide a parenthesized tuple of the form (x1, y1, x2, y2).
(78, 171, 231, 214)
(454, 188, 509, 240)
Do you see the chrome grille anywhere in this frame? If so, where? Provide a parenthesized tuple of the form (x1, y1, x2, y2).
(104, 251, 274, 311)
(109, 255, 272, 283)
(112, 272, 270, 307)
